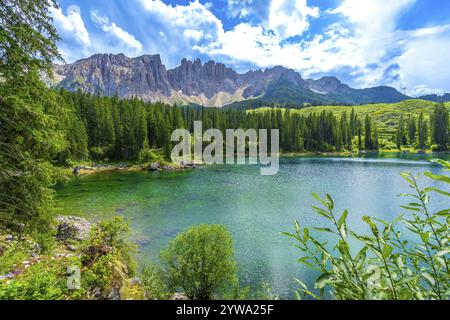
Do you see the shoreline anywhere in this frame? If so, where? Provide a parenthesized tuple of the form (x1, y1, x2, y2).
(70, 161, 200, 176)
(68, 150, 449, 176)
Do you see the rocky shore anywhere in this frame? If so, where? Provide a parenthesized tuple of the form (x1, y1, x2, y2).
(141, 161, 199, 172)
(72, 161, 199, 175)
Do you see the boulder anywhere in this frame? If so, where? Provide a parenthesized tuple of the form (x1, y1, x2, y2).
(144, 163, 161, 172)
(171, 293, 189, 300)
(56, 216, 92, 242)
(133, 237, 150, 247)
(179, 160, 198, 169)
(67, 244, 78, 252)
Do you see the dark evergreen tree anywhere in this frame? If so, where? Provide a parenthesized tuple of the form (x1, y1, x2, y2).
(431, 104, 449, 151)
(396, 115, 405, 150)
(417, 112, 429, 150)
(407, 115, 417, 145)
(0, 0, 64, 245)
(364, 114, 373, 150)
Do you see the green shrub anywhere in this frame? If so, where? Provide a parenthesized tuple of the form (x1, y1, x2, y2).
(141, 264, 169, 300)
(378, 138, 397, 150)
(78, 216, 139, 299)
(161, 224, 238, 300)
(0, 242, 32, 275)
(0, 257, 78, 300)
(138, 148, 165, 164)
(84, 216, 137, 276)
(82, 253, 128, 299)
(89, 146, 111, 161)
(285, 160, 450, 300)
(431, 144, 442, 152)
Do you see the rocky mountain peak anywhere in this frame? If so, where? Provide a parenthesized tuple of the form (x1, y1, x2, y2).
(167, 58, 240, 98)
(307, 76, 350, 94)
(53, 53, 409, 107)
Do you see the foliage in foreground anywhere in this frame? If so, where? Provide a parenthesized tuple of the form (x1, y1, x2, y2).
(1, 221, 247, 301)
(0, 0, 64, 249)
(159, 224, 241, 300)
(0, 217, 141, 300)
(285, 160, 450, 300)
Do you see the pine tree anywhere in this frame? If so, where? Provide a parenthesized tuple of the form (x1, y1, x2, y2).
(350, 108, 357, 137)
(364, 115, 373, 150)
(417, 112, 429, 150)
(407, 115, 417, 146)
(357, 120, 363, 151)
(396, 115, 405, 150)
(0, 0, 64, 245)
(373, 124, 379, 151)
(431, 103, 449, 151)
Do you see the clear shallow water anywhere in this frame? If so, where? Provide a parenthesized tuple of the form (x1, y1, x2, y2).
(55, 156, 449, 298)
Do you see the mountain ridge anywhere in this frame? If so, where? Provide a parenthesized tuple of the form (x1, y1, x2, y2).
(52, 53, 447, 108)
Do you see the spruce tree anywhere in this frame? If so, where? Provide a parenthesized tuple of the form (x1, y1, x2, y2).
(0, 0, 64, 245)
(431, 104, 449, 151)
(364, 115, 373, 150)
(396, 115, 405, 150)
(407, 115, 417, 146)
(417, 112, 429, 150)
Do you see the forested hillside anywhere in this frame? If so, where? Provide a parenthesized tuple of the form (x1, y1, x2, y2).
(55, 90, 449, 165)
(252, 100, 450, 150)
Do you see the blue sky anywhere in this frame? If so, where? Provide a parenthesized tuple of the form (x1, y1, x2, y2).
(51, 0, 450, 95)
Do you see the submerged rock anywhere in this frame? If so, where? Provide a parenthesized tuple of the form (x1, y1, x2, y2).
(56, 215, 92, 242)
(133, 237, 150, 247)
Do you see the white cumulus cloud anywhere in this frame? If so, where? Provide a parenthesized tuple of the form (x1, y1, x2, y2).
(398, 31, 450, 96)
(267, 0, 319, 39)
(50, 5, 90, 46)
(227, 0, 256, 19)
(51, 5, 144, 62)
(137, 0, 223, 66)
(90, 10, 143, 53)
(52, 0, 450, 94)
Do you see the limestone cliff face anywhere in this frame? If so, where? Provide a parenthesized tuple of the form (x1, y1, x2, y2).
(167, 58, 241, 98)
(55, 54, 250, 106)
(55, 54, 171, 97)
(53, 53, 409, 107)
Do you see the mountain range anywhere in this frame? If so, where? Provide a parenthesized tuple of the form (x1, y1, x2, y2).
(52, 53, 448, 108)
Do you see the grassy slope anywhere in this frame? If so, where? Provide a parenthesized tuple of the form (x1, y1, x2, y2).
(250, 99, 450, 138)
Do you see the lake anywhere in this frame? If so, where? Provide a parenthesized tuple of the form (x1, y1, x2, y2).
(55, 155, 449, 298)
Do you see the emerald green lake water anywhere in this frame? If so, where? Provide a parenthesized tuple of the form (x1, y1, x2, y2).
(55, 155, 449, 298)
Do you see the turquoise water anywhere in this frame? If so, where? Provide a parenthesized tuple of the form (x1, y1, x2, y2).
(55, 155, 449, 298)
